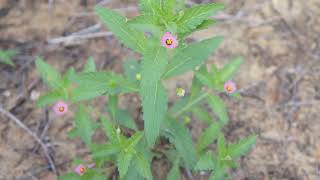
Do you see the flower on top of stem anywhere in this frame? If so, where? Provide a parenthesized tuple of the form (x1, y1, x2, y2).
(161, 32, 178, 49)
(53, 101, 68, 116)
(74, 164, 86, 176)
(224, 81, 237, 94)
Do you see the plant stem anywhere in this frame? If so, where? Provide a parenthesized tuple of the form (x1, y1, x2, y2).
(173, 91, 210, 118)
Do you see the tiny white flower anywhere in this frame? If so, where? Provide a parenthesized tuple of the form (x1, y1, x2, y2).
(116, 127, 121, 134)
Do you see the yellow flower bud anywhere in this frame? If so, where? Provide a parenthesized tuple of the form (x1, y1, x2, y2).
(135, 73, 141, 81)
(176, 88, 185, 97)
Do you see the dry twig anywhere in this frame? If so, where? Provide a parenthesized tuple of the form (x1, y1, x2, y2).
(0, 105, 57, 174)
(47, 31, 113, 45)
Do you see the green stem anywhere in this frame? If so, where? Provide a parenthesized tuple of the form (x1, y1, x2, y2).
(173, 91, 210, 118)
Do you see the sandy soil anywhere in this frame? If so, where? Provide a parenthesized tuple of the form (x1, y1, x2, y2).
(0, 0, 319, 179)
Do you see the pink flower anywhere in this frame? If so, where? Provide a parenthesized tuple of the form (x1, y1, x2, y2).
(74, 164, 86, 176)
(224, 81, 237, 94)
(161, 32, 178, 49)
(53, 101, 68, 116)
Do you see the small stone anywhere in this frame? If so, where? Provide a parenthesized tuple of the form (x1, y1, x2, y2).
(30, 90, 40, 101)
(2, 90, 10, 97)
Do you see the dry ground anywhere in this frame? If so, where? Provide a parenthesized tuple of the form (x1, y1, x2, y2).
(0, 0, 320, 179)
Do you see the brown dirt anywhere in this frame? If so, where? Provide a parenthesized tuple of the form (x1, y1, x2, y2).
(0, 0, 319, 180)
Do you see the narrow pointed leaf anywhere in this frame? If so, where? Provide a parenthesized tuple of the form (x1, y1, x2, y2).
(35, 57, 63, 90)
(163, 117, 197, 168)
(92, 143, 120, 159)
(191, 107, 212, 124)
(69, 105, 98, 145)
(95, 6, 146, 53)
(207, 95, 229, 124)
(167, 158, 180, 180)
(163, 36, 223, 78)
(0, 49, 17, 66)
(71, 72, 138, 102)
(100, 116, 118, 142)
(194, 151, 215, 171)
(117, 152, 134, 178)
(219, 57, 243, 82)
(141, 46, 168, 147)
(176, 3, 224, 33)
(37, 90, 64, 107)
(196, 123, 221, 153)
(228, 135, 257, 159)
(83, 57, 96, 73)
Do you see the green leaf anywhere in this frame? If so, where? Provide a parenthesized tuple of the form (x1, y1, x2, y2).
(124, 132, 144, 150)
(100, 116, 118, 142)
(0, 49, 17, 66)
(173, 91, 209, 118)
(68, 105, 98, 145)
(208, 166, 227, 180)
(83, 57, 96, 73)
(35, 57, 64, 90)
(195, 69, 214, 88)
(139, 0, 176, 18)
(117, 151, 134, 179)
(217, 133, 227, 158)
(191, 107, 212, 124)
(123, 59, 141, 80)
(163, 36, 224, 78)
(129, 14, 157, 24)
(219, 57, 243, 82)
(131, 138, 153, 180)
(134, 152, 153, 180)
(163, 117, 197, 168)
(140, 45, 168, 147)
(107, 95, 138, 130)
(36, 90, 64, 107)
(139, 0, 157, 14)
(62, 68, 76, 86)
(126, 166, 145, 180)
(114, 109, 138, 130)
(117, 153, 132, 178)
(194, 151, 215, 171)
(207, 95, 229, 124)
(228, 135, 257, 159)
(108, 94, 118, 120)
(142, 82, 167, 147)
(129, 23, 162, 37)
(181, 19, 217, 37)
(95, 6, 146, 53)
(163, 0, 176, 15)
(166, 21, 178, 34)
(189, 71, 203, 101)
(196, 123, 220, 153)
(176, 3, 224, 34)
(170, 96, 189, 114)
(167, 158, 180, 180)
(91, 143, 120, 159)
(57, 173, 79, 180)
(196, 19, 217, 30)
(71, 72, 138, 102)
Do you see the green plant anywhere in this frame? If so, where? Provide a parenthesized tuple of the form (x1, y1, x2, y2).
(0, 49, 17, 66)
(36, 1, 256, 179)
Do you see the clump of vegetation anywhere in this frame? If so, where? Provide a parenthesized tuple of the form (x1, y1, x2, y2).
(36, 1, 256, 179)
